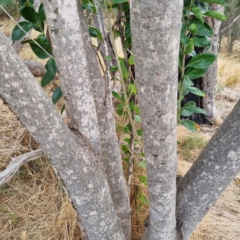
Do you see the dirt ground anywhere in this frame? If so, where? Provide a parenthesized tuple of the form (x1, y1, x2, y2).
(1, 18, 240, 240)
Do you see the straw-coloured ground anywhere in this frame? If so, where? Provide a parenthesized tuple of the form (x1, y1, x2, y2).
(1, 18, 240, 239)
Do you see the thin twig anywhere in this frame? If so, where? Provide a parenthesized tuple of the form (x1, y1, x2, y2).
(0, 149, 45, 187)
(0, 5, 54, 59)
(127, 127, 135, 195)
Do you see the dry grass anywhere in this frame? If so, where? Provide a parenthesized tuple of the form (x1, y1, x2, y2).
(217, 54, 240, 89)
(0, 99, 81, 240)
(1, 17, 240, 240)
(177, 126, 210, 162)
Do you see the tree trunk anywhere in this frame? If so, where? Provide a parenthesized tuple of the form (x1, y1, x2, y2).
(177, 98, 240, 239)
(0, 29, 125, 240)
(43, 1, 131, 238)
(202, 4, 224, 124)
(131, 1, 183, 239)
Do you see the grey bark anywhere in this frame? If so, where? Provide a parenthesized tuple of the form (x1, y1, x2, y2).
(131, 1, 183, 239)
(42, 1, 101, 155)
(43, 1, 131, 239)
(0, 30, 124, 240)
(177, 101, 240, 239)
(24, 60, 46, 77)
(93, 3, 116, 70)
(202, 5, 224, 124)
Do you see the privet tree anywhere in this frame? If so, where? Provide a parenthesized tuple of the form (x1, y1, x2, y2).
(1, 0, 240, 240)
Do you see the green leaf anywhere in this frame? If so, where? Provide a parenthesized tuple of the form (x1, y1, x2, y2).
(204, 11, 227, 21)
(182, 101, 207, 115)
(45, 58, 57, 76)
(18, 0, 25, 5)
(138, 161, 146, 169)
(189, 19, 213, 36)
(134, 105, 140, 115)
(188, 23, 197, 34)
(185, 67, 208, 79)
(32, 24, 42, 33)
(38, 3, 46, 22)
(12, 22, 33, 41)
(137, 129, 142, 136)
(183, 75, 194, 87)
(138, 193, 149, 204)
(191, 6, 204, 23)
(41, 71, 55, 87)
(88, 26, 103, 40)
(193, 36, 211, 48)
(111, 0, 128, 3)
(112, 91, 123, 101)
(29, 43, 50, 59)
(124, 138, 131, 145)
(105, 56, 112, 61)
(123, 124, 131, 134)
(201, 0, 227, 7)
(197, 2, 210, 13)
(20, 6, 38, 23)
(128, 54, 134, 65)
(187, 87, 206, 97)
(181, 120, 200, 132)
(129, 101, 134, 111)
(125, 21, 131, 39)
(184, 105, 207, 115)
(117, 103, 124, 110)
(186, 53, 216, 69)
(119, 58, 129, 79)
(184, 39, 194, 55)
(82, 3, 96, 13)
(128, 83, 137, 95)
(0, 0, 13, 5)
(134, 115, 141, 123)
(139, 175, 148, 186)
(181, 34, 190, 47)
(18, 0, 33, 6)
(52, 87, 62, 104)
(122, 145, 130, 154)
(109, 66, 118, 72)
(35, 34, 52, 54)
(183, 101, 196, 107)
(61, 104, 65, 114)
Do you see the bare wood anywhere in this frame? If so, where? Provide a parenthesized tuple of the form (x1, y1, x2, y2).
(0, 150, 45, 187)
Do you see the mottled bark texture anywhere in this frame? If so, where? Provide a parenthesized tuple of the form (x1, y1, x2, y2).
(202, 4, 224, 124)
(0, 30, 125, 240)
(131, 1, 183, 239)
(43, 1, 101, 155)
(43, 1, 131, 238)
(177, 100, 240, 239)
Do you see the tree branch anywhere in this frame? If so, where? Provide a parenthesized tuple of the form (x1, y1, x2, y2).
(131, 1, 183, 239)
(0, 150, 45, 187)
(23, 60, 46, 77)
(220, 14, 240, 34)
(0, 29, 124, 239)
(177, 99, 240, 239)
